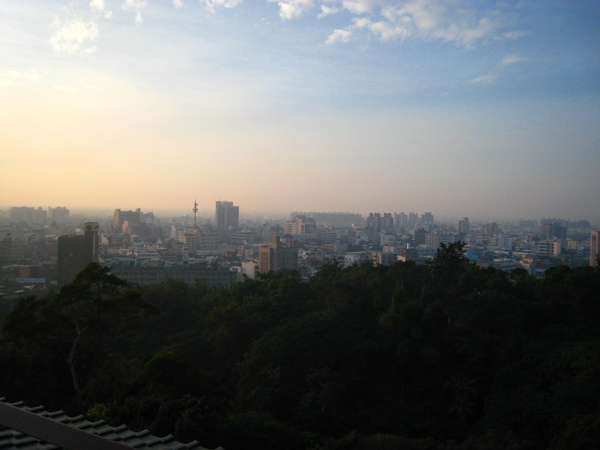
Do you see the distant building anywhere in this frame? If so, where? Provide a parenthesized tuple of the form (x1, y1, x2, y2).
(373, 252, 397, 266)
(454, 217, 469, 234)
(48, 206, 70, 222)
(486, 222, 500, 237)
(114, 208, 142, 231)
(241, 261, 259, 279)
(178, 226, 218, 252)
(497, 234, 514, 251)
(591, 231, 600, 267)
(425, 232, 460, 249)
(0, 236, 25, 264)
(414, 228, 428, 246)
(542, 222, 567, 248)
(408, 212, 419, 228)
(10, 207, 47, 223)
(258, 235, 298, 273)
(111, 265, 238, 287)
(291, 212, 363, 227)
(491, 258, 519, 272)
(537, 239, 561, 257)
(421, 212, 434, 225)
(284, 215, 316, 235)
(395, 212, 408, 228)
(215, 201, 239, 230)
(57, 222, 99, 284)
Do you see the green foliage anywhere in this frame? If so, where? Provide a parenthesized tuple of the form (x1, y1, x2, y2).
(1, 256, 599, 449)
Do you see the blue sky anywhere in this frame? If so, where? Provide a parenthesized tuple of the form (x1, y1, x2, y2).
(1, 0, 599, 221)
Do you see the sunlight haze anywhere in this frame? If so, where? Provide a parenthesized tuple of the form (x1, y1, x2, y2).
(1, 0, 599, 221)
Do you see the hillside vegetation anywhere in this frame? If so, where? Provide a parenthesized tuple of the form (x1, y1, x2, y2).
(1, 243, 599, 449)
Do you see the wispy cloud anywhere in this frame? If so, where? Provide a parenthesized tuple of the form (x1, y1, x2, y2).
(471, 54, 527, 85)
(268, 0, 315, 20)
(90, 0, 112, 19)
(503, 30, 529, 40)
(320, 0, 506, 47)
(49, 1, 513, 51)
(198, 0, 243, 13)
(325, 28, 352, 45)
(341, 0, 373, 15)
(49, 17, 99, 54)
(470, 74, 495, 84)
(502, 54, 527, 65)
(317, 5, 338, 19)
(123, 0, 148, 24)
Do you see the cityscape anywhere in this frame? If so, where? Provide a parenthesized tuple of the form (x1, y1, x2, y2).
(1, 1, 599, 447)
(0, 201, 597, 299)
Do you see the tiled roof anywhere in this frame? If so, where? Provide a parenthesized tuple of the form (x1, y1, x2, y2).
(0, 398, 220, 450)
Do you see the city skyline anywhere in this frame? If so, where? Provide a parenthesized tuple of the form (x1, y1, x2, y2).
(2, 1, 599, 222)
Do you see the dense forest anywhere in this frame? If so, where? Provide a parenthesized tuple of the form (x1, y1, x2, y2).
(1, 243, 599, 449)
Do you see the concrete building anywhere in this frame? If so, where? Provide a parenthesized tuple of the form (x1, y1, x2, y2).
(537, 239, 562, 257)
(373, 252, 397, 266)
(258, 235, 298, 273)
(215, 201, 239, 230)
(241, 260, 259, 279)
(421, 212, 434, 225)
(542, 222, 567, 249)
(9, 207, 47, 223)
(178, 227, 217, 252)
(114, 208, 142, 231)
(497, 234, 514, 251)
(486, 222, 500, 237)
(414, 228, 428, 246)
(290, 212, 363, 227)
(491, 258, 519, 272)
(284, 215, 317, 235)
(48, 207, 70, 222)
(454, 217, 469, 234)
(57, 222, 99, 284)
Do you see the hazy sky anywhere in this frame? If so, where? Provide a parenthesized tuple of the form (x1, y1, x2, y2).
(1, 0, 599, 221)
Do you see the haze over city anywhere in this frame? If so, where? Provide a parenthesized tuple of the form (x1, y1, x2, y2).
(1, 1, 599, 221)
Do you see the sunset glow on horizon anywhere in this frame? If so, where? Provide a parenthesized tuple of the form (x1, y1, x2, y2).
(2, 1, 599, 222)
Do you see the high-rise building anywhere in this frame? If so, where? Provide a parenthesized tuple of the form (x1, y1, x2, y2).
(284, 215, 316, 234)
(591, 231, 600, 267)
(258, 235, 298, 273)
(114, 208, 142, 230)
(408, 213, 419, 228)
(215, 201, 239, 230)
(290, 212, 363, 227)
(542, 222, 567, 249)
(454, 217, 469, 234)
(10, 206, 47, 223)
(57, 222, 99, 284)
(414, 228, 428, 246)
(537, 239, 561, 257)
(421, 212, 434, 225)
(49, 207, 70, 222)
(486, 222, 500, 237)
(381, 213, 394, 231)
(395, 212, 408, 228)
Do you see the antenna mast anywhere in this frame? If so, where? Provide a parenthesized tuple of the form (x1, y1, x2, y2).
(193, 198, 199, 228)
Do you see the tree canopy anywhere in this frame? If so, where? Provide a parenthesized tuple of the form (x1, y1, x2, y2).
(1, 251, 599, 449)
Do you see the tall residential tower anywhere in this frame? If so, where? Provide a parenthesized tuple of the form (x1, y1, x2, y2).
(215, 201, 239, 230)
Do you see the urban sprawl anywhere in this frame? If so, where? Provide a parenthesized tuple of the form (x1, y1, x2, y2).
(1, 202, 598, 301)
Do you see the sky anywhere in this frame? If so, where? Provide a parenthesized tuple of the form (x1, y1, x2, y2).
(1, 0, 599, 222)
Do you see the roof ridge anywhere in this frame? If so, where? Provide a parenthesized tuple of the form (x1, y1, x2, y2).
(0, 399, 218, 449)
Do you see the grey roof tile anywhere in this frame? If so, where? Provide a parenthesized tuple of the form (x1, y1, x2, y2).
(0, 399, 220, 450)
